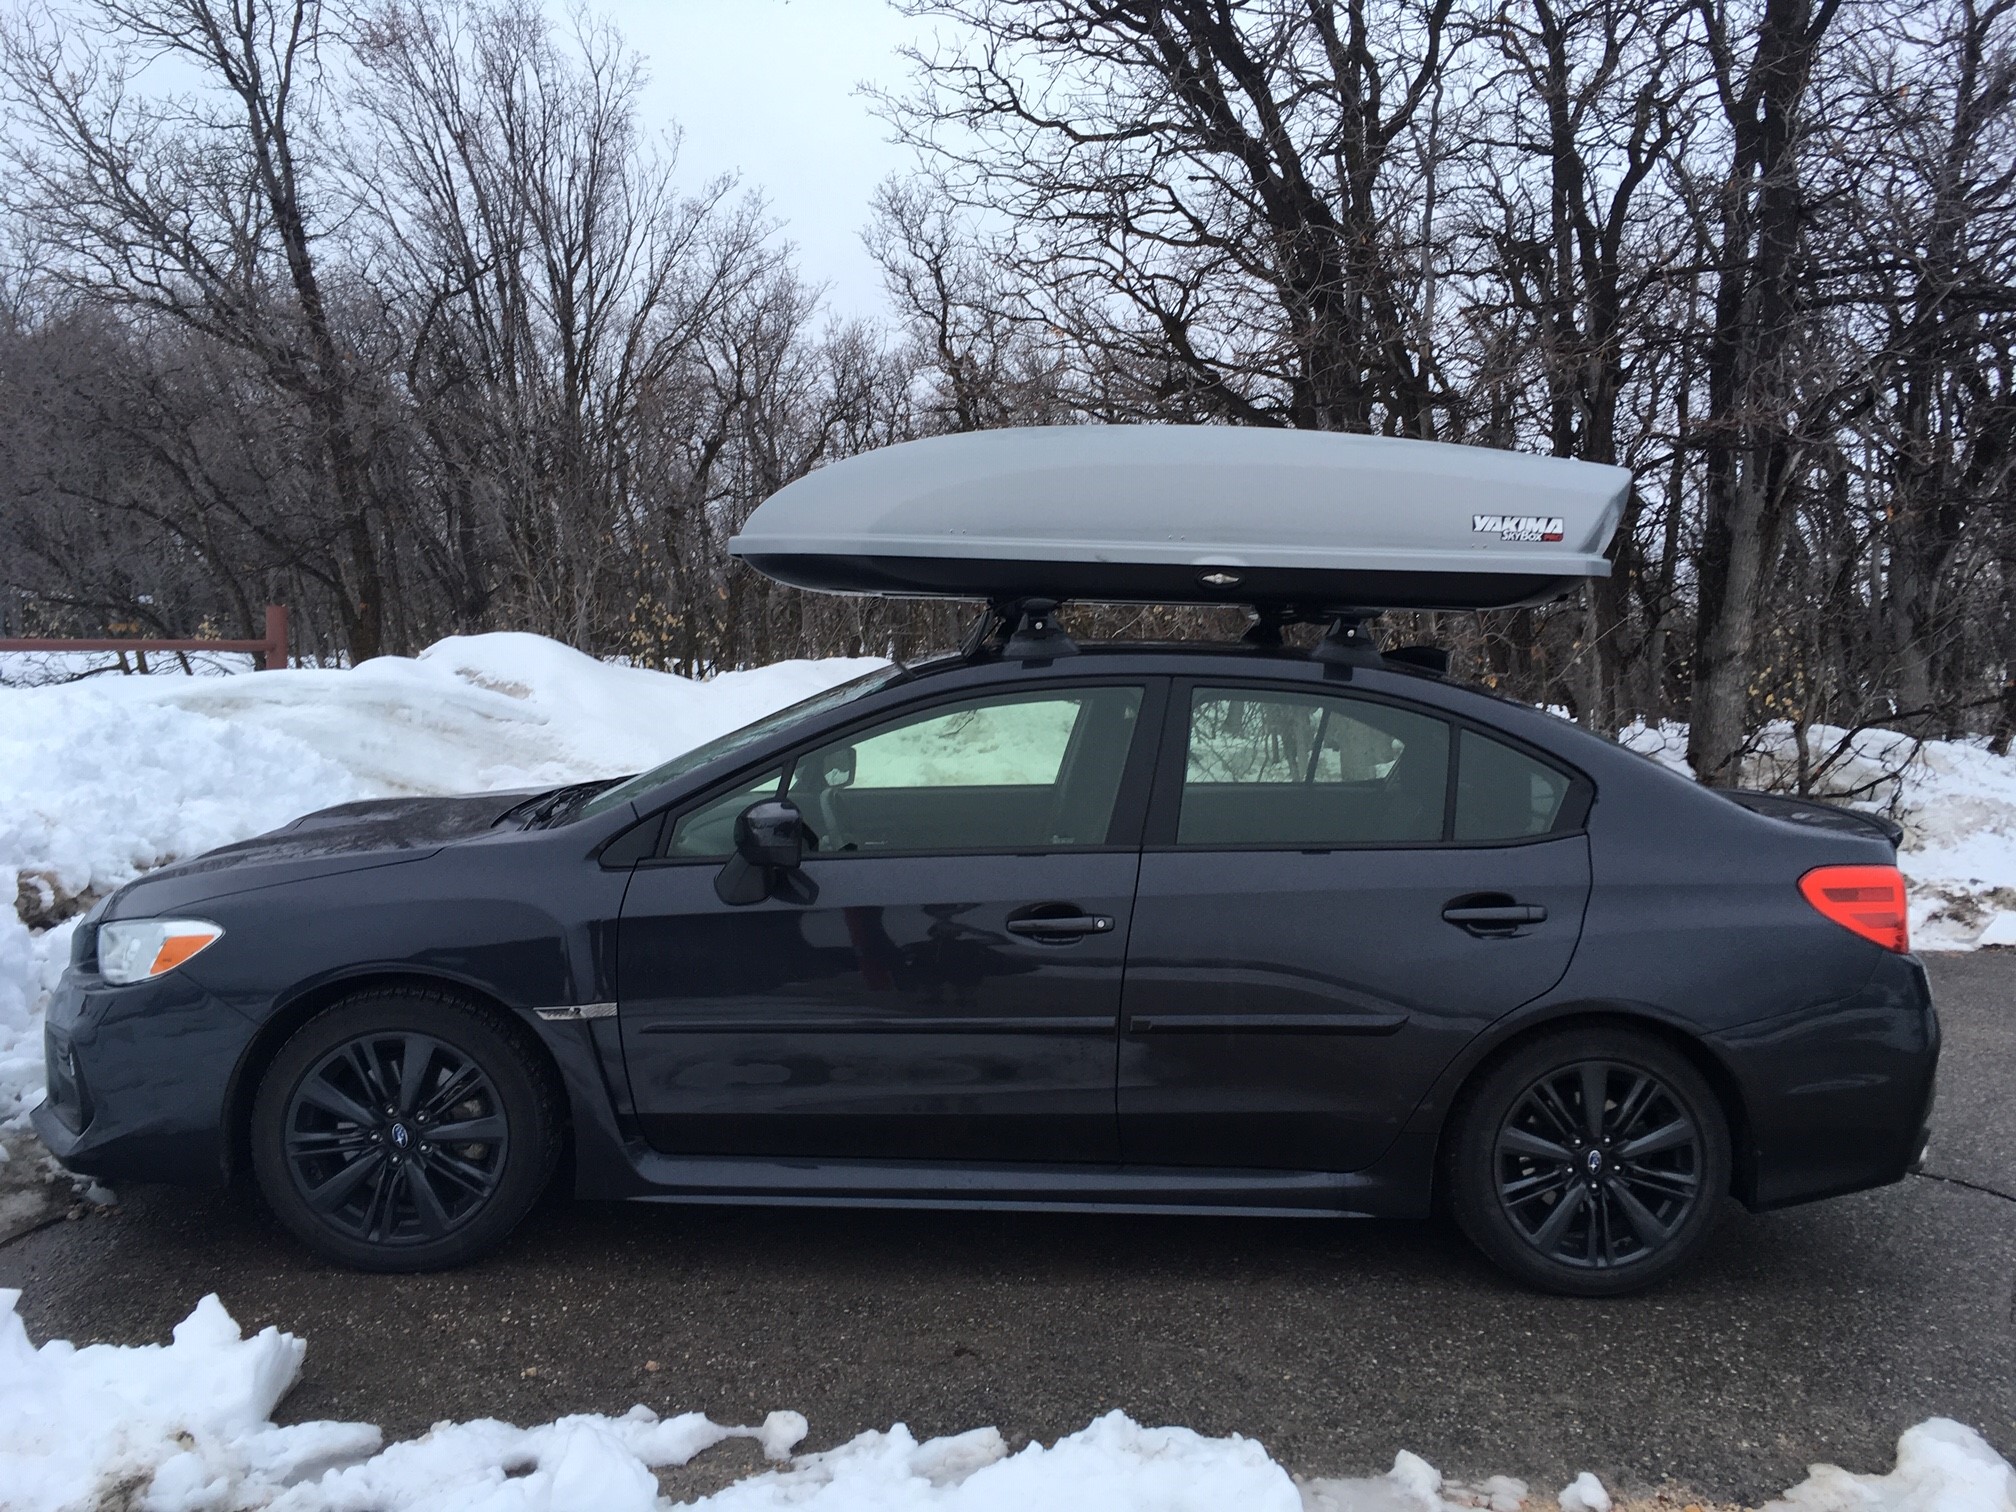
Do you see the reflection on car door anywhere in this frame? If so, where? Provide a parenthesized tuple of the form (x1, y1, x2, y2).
(1119, 682, 1592, 1172)
(618, 680, 1160, 1163)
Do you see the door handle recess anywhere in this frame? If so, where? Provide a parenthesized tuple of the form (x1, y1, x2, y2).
(1442, 903, 1547, 933)
(1006, 914, 1114, 938)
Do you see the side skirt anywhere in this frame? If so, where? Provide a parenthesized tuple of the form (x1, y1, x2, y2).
(611, 1152, 1382, 1217)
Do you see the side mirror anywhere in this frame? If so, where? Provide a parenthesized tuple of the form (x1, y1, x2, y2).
(714, 798, 805, 905)
(736, 798, 805, 868)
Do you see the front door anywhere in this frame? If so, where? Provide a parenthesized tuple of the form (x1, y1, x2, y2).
(618, 680, 1159, 1163)
(1119, 681, 1592, 1171)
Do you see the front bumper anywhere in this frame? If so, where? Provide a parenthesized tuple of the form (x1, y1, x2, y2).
(32, 966, 254, 1187)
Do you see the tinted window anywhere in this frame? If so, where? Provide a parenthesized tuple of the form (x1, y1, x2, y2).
(577, 666, 905, 820)
(1178, 688, 1450, 846)
(667, 769, 784, 858)
(788, 686, 1144, 854)
(1454, 729, 1572, 840)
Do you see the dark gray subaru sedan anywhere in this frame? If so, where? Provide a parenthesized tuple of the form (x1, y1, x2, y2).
(35, 429, 1937, 1295)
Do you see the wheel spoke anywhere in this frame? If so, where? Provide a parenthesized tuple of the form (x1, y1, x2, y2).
(427, 1114, 506, 1144)
(1578, 1063, 1609, 1139)
(1529, 1081, 1584, 1143)
(416, 1065, 482, 1123)
(1617, 1119, 1695, 1161)
(286, 1128, 372, 1155)
(395, 1035, 439, 1114)
(1610, 1073, 1657, 1139)
(1498, 1126, 1575, 1164)
(1501, 1166, 1576, 1205)
(305, 1150, 385, 1213)
(347, 1041, 391, 1110)
(1619, 1165, 1699, 1201)
(1607, 1176, 1675, 1246)
(423, 1149, 498, 1196)
(1528, 1181, 1589, 1253)
(406, 1161, 453, 1238)
(297, 1077, 377, 1130)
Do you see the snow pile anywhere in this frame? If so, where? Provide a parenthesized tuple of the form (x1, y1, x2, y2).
(1619, 719, 2016, 949)
(2, 1290, 2012, 1512)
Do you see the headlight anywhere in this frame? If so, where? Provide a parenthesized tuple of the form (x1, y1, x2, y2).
(98, 919, 225, 984)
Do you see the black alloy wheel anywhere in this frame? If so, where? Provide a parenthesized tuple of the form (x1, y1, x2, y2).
(1447, 1027, 1730, 1296)
(282, 1031, 509, 1246)
(1494, 1062, 1703, 1270)
(252, 990, 559, 1271)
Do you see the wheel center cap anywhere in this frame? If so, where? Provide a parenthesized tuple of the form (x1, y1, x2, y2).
(389, 1122, 412, 1149)
(1585, 1147, 1604, 1175)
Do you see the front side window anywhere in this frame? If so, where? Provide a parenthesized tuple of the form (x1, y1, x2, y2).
(786, 686, 1144, 854)
(1178, 688, 1451, 846)
(666, 769, 784, 858)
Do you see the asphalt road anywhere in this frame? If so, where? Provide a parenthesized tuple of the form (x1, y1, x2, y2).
(4, 954, 2011, 1503)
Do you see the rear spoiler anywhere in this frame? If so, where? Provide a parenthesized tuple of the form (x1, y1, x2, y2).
(1723, 789, 1903, 849)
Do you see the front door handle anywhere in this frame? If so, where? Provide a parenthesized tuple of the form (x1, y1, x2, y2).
(1442, 900, 1547, 935)
(1006, 913, 1115, 939)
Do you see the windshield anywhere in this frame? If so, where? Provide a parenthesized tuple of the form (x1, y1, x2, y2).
(574, 665, 905, 821)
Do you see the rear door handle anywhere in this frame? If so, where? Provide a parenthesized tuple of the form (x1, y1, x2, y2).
(1006, 914, 1115, 939)
(1442, 903, 1547, 934)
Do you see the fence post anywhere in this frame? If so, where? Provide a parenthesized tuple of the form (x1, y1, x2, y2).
(262, 605, 290, 671)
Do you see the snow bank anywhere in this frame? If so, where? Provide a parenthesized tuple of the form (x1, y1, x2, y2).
(0, 636, 881, 1136)
(1619, 719, 2016, 950)
(2, 1290, 2011, 1512)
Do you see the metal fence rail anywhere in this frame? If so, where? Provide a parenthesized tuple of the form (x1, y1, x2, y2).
(0, 605, 290, 671)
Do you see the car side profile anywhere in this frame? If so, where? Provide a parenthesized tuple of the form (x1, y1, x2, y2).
(35, 429, 1937, 1296)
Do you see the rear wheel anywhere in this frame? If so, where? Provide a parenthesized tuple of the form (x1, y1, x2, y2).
(1447, 1027, 1730, 1296)
(250, 990, 560, 1271)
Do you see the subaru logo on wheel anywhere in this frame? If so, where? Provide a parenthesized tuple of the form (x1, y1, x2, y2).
(390, 1122, 411, 1149)
(1585, 1148, 1604, 1175)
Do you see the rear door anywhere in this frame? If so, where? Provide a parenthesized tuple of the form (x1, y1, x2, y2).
(1119, 680, 1591, 1171)
(618, 678, 1162, 1163)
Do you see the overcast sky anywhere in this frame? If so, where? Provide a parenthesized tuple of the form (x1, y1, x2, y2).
(585, 0, 938, 323)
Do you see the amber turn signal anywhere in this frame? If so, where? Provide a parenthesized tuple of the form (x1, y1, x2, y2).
(1798, 865, 1909, 953)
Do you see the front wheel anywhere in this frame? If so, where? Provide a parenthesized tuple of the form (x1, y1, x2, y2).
(250, 990, 560, 1271)
(1446, 1028, 1730, 1296)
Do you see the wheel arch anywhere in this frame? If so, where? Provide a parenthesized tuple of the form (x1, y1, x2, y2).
(222, 968, 568, 1185)
(1427, 1005, 1757, 1209)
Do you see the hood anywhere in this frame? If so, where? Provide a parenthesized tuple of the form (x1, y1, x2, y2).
(163, 791, 546, 877)
(108, 791, 547, 917)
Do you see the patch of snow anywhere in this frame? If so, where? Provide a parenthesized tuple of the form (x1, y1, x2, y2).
(1761, 1418, 2016, 1511)
(2, 1290, 2012, 1512)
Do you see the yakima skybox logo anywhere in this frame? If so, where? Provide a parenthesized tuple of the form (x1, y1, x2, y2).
(1473, 514, 1565, 543)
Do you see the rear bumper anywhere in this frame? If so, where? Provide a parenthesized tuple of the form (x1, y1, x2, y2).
(32, 968, 250, 1188)
(1714, 951, 1939, 1211)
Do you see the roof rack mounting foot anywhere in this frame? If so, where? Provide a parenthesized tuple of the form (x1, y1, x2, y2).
(1311, 612, 1383, 668)
(999, 597, 1078, 660)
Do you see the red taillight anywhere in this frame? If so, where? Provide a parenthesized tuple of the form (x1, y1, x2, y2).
(1799, 865, 1910, 953)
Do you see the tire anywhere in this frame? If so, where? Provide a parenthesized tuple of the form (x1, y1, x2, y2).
(1445, 1027, 1730, 1297)
(250, 988, 561, 1272)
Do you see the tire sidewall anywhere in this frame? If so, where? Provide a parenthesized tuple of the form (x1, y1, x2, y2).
(1447, 1028, 1732, 1297)
(250, 992, 558, 1272)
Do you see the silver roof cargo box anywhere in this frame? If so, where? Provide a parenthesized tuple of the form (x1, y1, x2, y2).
(729, 426, 1629, 612)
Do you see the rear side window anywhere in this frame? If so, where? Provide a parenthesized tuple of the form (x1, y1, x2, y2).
(1178, 688, 1450, 846)
(1453, 729, 1572, 841)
